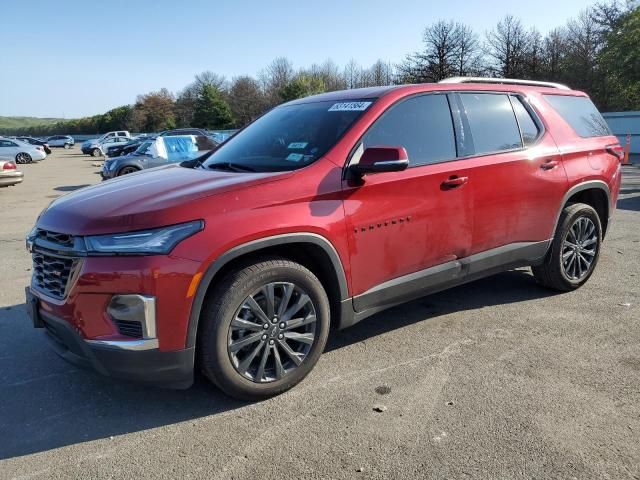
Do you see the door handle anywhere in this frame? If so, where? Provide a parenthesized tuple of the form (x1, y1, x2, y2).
(441, 176, 468, 189)
(540, 159, 559, 170)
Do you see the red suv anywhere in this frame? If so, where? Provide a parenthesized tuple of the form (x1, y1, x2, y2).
(26, 78, 622, 399)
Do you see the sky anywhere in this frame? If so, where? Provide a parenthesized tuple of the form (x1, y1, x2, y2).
(1, 0, 599, 118)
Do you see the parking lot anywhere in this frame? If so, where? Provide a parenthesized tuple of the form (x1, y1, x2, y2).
(0, 149, 639, 479)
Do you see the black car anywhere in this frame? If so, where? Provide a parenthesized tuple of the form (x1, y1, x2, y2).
(106, 139, 148, 158)
(15, 137, 52, 154)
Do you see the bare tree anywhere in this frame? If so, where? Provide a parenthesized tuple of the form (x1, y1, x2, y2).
(541, 28, 567, 81)
(259, 57, 294, 106)
(398, 21, 481, 83)
(485, 15, 531, 77)
(344, 59, 360, 89)
(369, 59, 394, 86)
(453, 23, 483, 76)
(564, 10, 601, 92)
(193, 71, 228, 92)
(525, 28, 544, 79)
(228, 76, 266, 127)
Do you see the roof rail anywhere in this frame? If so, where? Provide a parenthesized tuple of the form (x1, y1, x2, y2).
(438, 76, 570, 90)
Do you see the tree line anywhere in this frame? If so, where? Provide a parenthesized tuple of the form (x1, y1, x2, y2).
(3, 1, 638, 137)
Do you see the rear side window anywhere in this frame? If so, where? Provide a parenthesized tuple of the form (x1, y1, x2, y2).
(544, 95, 611, 137)
(511, 97, 540, 146)
(458, 93, 522, 155)
(363, 94, 456, 167)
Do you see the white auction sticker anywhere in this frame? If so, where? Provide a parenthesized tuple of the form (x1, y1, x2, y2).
(286, 153, 304, 162)
(328, 101, 372, 112)
(288, 142, 308, 149)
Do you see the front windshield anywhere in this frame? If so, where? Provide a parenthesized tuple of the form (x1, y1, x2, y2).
(201, 99, 374, 172)
(135, 140, 152, 154)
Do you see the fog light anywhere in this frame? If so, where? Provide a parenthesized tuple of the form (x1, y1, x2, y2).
(107, 295, 156, 339)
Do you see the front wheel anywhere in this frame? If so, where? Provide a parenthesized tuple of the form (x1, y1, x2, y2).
(91, 148, 102, 157)
(532, 203, 602, 291)
(117, 166, 139, 176)
(64, 143, 71, 149)
(15, 152, 32, 164)
(198, 258, 330, 400)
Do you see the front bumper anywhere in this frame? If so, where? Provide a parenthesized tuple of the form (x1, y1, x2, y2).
(37, 303, 194, 389)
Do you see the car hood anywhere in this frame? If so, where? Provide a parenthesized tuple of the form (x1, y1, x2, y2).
(38, 164, 289, 235)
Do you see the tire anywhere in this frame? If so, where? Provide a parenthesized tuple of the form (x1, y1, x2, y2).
(532, 203, 602, 291)
(91, 148, 102, 157)
(15, 152, 32, 164)
(64, 143, 71, 149)
(117, 166, 139, 176)
(198, 257, 330, 400)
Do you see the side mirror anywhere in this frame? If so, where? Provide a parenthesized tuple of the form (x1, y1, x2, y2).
(349, 146, 409, 177)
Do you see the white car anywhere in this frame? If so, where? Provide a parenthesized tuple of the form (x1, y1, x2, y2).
(0, 160, 23, 187)
(0, 138, 47, 164)
(83, 136, 132, 157)
(81, 131, 131, 156)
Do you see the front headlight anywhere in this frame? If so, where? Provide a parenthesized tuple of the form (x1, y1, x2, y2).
(84, 220, 203, 255)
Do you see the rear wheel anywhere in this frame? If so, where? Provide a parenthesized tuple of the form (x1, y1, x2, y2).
(91, 148, 102, 157)
(198, 258, 330, 400)
(15, 152, 32, 164)
(532, 203, 602, 291)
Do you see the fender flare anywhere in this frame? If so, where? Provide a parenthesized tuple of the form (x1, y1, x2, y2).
(552, 180, 611, 235)
(185, 233, 349, 348)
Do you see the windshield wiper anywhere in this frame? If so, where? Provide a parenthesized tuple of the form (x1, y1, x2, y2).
(207, 162, 257, 172)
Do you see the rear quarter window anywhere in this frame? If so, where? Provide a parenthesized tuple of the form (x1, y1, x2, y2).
(544, 95, 611, 138)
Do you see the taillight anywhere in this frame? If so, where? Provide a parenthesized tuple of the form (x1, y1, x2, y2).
(606, 144, 624, 162)
(3, 162, 17, 171)
(36, 146, 44, 151)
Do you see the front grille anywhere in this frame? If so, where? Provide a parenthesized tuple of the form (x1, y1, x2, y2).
(32, 252, 75, 299)
(114, 319, 143, 338)
(36, 229, 74, 248)
(31, 229, 80, 300)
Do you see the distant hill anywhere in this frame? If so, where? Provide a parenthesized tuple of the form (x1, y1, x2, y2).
(0, 116, 66, 130)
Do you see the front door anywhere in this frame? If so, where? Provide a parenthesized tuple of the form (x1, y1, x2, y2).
(342, 93, 473, 311)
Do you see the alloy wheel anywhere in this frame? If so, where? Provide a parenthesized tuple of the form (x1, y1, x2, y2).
(228, 282, 317, 383)
(119, 167, 138, 175)
(561, 216, 598, 280)
(15, 152, 31, 164)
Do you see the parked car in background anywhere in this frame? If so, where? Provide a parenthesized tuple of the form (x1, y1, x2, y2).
(0, 138, 47, 164)
(101, 135, 216, 179)
(82, 136, 131, 157)
(81, 131, 131, 155)
(46, 135, 74, 148)
(208, 131, 237, 144)
(0, 160, 23, 187)
(106, 138, 147, 158)
(15, 137, 52, 154)
(158, 128, 208, 137)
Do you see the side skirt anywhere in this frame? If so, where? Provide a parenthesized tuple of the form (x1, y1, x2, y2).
(339, 240, 550, 330)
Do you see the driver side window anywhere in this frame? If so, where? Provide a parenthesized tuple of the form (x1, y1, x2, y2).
(362, 94, 456, 167)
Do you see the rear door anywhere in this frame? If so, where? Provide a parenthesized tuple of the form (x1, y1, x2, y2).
(452, 92, 568, 256)
(342, 93, 474, 308)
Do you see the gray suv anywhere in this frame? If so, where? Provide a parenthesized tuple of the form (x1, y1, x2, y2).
(46, 135, 74, 148)
(101, 135, 216, 179)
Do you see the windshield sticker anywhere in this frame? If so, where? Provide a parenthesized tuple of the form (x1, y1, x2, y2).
(286, 153, 304, 162)
(287, 142, 308, 149)
(328, 101, 372, 112)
